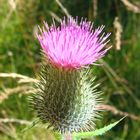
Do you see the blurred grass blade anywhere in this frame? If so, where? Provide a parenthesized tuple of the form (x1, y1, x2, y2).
(22, 118, 40, 132)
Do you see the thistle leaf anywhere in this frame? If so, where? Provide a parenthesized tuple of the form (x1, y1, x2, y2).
(73, 116, 126, 139)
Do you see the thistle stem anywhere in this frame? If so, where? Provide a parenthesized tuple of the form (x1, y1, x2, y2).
(62, 133, 73, 140)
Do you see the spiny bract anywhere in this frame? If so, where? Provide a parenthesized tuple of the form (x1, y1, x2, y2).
(32, 62, 102, 133)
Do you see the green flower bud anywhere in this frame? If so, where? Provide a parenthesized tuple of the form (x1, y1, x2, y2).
(31, 61, 102, 133)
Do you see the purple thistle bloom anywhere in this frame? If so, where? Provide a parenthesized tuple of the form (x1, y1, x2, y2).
(37, 17, 111, 69)
(32, 18, 112, 133)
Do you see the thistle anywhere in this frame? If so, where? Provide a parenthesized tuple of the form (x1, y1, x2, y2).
(31, 17, 111, 134)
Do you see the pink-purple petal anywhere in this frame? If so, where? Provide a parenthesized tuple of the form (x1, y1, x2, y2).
(37, 18, 111, 69)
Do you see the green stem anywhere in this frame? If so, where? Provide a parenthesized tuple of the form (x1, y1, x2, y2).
(62, 133, 73, 140)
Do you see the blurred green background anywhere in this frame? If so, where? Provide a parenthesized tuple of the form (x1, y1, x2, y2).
(0, 0, 140, 140)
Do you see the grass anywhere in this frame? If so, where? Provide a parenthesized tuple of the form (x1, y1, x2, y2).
(0, 0, 140, 139)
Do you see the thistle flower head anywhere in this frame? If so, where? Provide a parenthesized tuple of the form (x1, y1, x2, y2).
(31, 17, 111, 134)
(37, 17, 111, 69)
